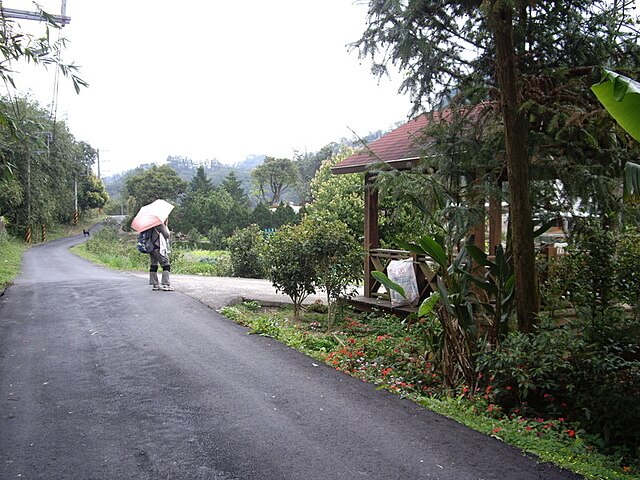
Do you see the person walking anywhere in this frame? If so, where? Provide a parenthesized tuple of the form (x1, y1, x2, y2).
(149, 221, 174, 291)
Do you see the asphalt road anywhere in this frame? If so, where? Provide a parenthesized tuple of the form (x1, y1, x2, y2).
(0, 234, 583, 480)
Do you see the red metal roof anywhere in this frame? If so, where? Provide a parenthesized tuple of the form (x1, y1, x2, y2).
(331, 104, 493, 175)
(331, 114, 433, 174)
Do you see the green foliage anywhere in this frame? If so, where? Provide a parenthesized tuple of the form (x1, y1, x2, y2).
(221, 170, 250, 208)
(0, 7, 87, 99)
(476, 317, 640, 461)
(356, 0, 640, 333)
(306, 148, 364, 242)
(251, 156, 298, 206)
(227, 224, 266, 278)
(207, 226, 227, 250)
(178, 249, 232, 277)
(300, 217, 362, 326)
(75, 223, 233, 276)
(465, 244, 515, 343)
(262, 217, 361, 322)
(0, 96, 98, 234)
(0, 235, 26, 289)
(271, 203, 299, 228)
(355, 1, 640, 112)
(189, 165, 213, 194)
(218, 299, 638, 478)
(125, 165, 187, 215)
(401, 235, 477, 389)
(79, 224, 149, 271)
(294, 143, 338, 204)
(175, 189, 237, 237)
(547, 220, 640, 321)
(250, 203, 274, 229)
(78, 175, 109, 211)
(592, 70, 640, 142)
(263, 223, 317, 319)
(172, 167, 252, 241)
(419, 395, 637, 480)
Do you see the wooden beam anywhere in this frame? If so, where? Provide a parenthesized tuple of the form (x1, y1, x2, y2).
(468, 170, 486, 251)
(363, 173, 379, 298)
(489, 186, 503, 255)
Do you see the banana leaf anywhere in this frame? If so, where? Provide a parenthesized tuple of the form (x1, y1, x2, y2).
(416, 236, 448, 268)
(624, 161, 640, 199)
(418, 292, 441, 317)
(372, 270, 406, 299)
(466, 244, 491, 267)
(591, 69, 640, 142)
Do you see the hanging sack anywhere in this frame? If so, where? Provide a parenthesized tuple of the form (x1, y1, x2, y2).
(136, 228, 154, 254)
(386, 259, 419, 307)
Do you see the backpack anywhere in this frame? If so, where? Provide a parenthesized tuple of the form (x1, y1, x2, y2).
(136, 228, 155, 254)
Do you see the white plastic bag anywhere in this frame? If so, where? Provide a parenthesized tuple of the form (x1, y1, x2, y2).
(386, 259, 419, 307)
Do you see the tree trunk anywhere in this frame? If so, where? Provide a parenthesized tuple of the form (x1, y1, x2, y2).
(490, 2, 540, 332)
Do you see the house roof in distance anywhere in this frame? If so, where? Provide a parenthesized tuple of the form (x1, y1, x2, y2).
(331, 114, 433, 175)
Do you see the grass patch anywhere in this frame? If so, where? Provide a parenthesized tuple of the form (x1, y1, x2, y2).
(0, 236, 26, 289)
(219, 301, 638, 480)
(72, 224, 233, 276)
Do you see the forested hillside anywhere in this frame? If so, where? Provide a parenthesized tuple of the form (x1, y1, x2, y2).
(103, 130, 385, 205)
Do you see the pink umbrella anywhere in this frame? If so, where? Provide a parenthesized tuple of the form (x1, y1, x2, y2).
(131, 199, 175, 233)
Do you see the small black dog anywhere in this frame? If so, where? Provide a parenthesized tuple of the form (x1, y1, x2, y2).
(82, 229, 90, 237)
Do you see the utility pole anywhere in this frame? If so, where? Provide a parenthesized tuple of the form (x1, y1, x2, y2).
(73, 176, 78, 224)
(0, 3, 71, 25)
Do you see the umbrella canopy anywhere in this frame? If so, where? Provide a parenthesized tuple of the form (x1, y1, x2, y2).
(131, 199, 175, 233)
(591, 69, 640, 142)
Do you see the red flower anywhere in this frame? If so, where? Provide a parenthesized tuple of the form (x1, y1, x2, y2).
(492, 427, 502, 434)
(566, 429, 576, 438)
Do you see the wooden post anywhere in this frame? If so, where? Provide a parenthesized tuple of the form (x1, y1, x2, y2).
(489, 188, 503, 255)
(468, 170, 486, 252)
(364, 173, 379, 298)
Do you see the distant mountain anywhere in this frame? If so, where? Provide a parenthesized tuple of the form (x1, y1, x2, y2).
(102, 154, 264, 202)
(102, 130, 388, 204)
(233, 154, 265, 170)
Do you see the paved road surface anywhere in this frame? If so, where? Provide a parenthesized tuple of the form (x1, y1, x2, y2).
(0, 234, 582, 479)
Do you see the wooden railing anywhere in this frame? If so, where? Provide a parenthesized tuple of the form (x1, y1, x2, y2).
(365, 248, 438, 303)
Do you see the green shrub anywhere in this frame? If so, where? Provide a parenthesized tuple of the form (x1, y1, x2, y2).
(301, 217, 362, 326)
(263, 223, 317, 320)
(477, 318, 640, 460)
(228, 224, 266, 278)
(207, 226, 227, 250)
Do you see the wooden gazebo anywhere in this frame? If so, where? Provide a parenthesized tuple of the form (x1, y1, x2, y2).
(331, 113, 504, 312)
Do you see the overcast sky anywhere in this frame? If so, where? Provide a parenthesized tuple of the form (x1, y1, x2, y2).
(6, 0, 414, 176)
